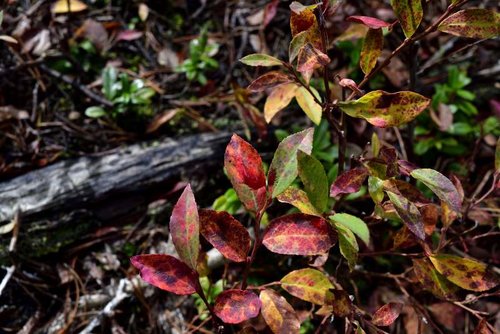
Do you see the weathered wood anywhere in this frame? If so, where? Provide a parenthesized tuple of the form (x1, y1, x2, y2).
(0, 131, 232, 223)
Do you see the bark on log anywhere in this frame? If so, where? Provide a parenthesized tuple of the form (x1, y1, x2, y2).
(0, 131, 232, 223)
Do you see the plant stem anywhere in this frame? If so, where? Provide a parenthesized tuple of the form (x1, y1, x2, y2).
(240, 209, 265, 289)
(196, 281, 221, 329)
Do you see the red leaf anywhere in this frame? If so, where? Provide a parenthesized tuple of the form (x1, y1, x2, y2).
(263, 0, 279, 27)
(347, 16, 391, 29)
(263, 213, 336, 255)
(130, 254, 199, 295)
(169, 184, 199, 269)
(199, 209, 251, 262)
(247, 71, 292, 92)
(224, 134, 267, 213)
(214, 289, 262, 324)
(372, 302, 404, 327)
(297, 43, 330, 83)
(330, 167, 369, 197)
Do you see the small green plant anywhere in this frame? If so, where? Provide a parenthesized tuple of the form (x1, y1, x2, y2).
(415, 66, 500, 156)
(85, 67, 155, 119)
(176, 26, 219, 85)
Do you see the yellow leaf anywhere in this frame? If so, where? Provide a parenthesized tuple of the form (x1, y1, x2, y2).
(52, 0, 88, 14)
(264, 83, 299, 123)
(295, 86, 322, 125)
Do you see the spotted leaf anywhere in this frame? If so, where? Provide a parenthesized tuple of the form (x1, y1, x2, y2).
(280, 268, 334, 305)
(372, 302, 404, 327)
(338, 90, 430, 128)
(260, 289, 300, 334)
(214, 289, 262, 324)
(347, 16, 391, 29)
(199, 210, 251, 262)
(268, 128, 314, 198)
(240, 54, 283, 67)
(438, 9, 500, 39)
(247, 71, 292, 92)
(130, 254, 199, 295)
(412, 258, 458, 299)
(169, 184, 199, 269)
(330, 167, 369, 197)
(429, 254, 499, 292)
(360, 28, 383, 75)
(277, 187, 322, 216)
(325, 289, 353, 317)
(387, 191, 425, 240)
(410, 168, 462, 212)
(263, 213, 336, 255)
(225, 134, 267, 213)
(264, 83, 299, 123)
(390, 0, 423, 38)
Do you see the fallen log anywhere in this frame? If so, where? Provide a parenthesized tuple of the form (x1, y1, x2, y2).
(0, 131, 232, 261)
(0, 131, 232, 223)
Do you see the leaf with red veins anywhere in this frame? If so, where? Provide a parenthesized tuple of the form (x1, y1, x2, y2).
(347, 16, 391, 29)
(330, 167, 369, 197)
(199, 209, 251, 262)
(247, 71, 292, 92)
(214, 289, 262, 324)
(169, 184, 199, 269)
(130, 254, 199, 295)
(371, 302, 404, 327)
(263, 213, 336, 255)
(225, 134, 267, 213)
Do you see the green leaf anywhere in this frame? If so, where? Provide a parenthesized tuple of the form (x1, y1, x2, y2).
(280, 268, 333, 305)
(297, 151, 329, 212)
(410, 168, 462, 212)
(390, 0, 423, 38)
(85, 106, 107, 118)
(240, 53, 283, 67)
(295, 86, 322, 125)
(337, 90, 430, 128)
(438, 9, 500, 39)
(360, 28, 383, 75)
(268, 128, 314, 198)
(368, 176, 384, 204)
(429, 254, 499, 292)
(330, 213, 370, 245)
(387, 191, 425, 240)
(334, 223, 359, 271)
(264, 83, 299, 123)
